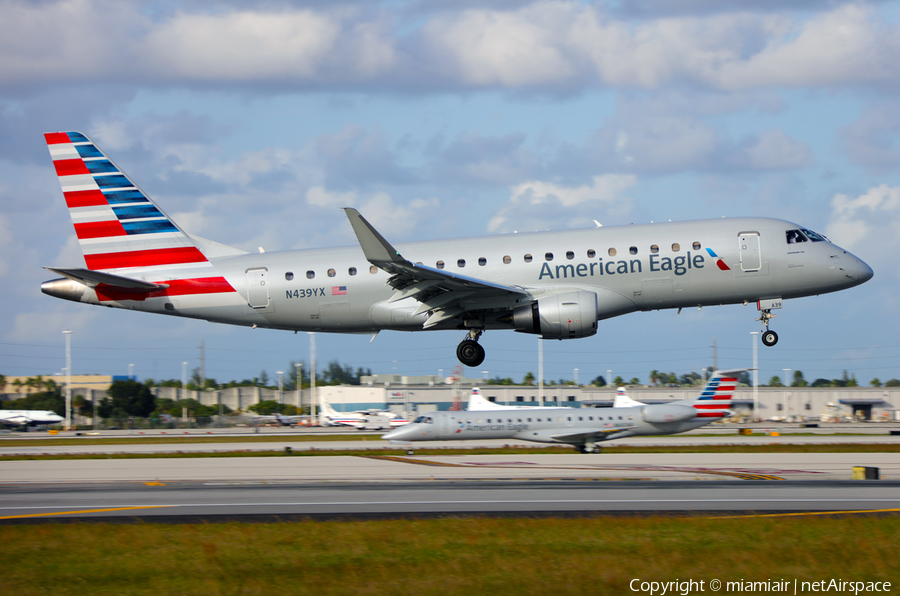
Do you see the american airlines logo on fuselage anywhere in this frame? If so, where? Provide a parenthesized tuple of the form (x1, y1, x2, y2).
(538, 250, 712, 280)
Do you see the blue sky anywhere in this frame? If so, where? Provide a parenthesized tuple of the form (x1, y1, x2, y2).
(2, 0, 899, 387)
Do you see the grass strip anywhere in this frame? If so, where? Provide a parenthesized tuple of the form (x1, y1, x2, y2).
(1, 443, 899, 461)
(0, 515, 896, 595)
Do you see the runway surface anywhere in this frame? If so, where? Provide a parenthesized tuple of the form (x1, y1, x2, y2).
(1, 453, 897, 522)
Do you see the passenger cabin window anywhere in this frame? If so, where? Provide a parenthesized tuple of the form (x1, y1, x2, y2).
(285, 272, 294, 281)
(369, 265, 378, 274)
(327, 268, 336, 277)
(545, 252, 553, 261)
(629, 246, 638, 255)
(693, 241, 701, 250)
(650, 245, 659, 254)
(457, 259, 466, 268)
(306, 271, 315, 279)
(478, 257, 487, 266)
(436, 260, 445, 269)
(608, 248, 617, 257)
(566, 251, 575, 260)
(672, 243, 680, 252)
(587, 249, 596, 258)
(524, 254, 533, 263)
(349, 267, 357, 276)
(503, 255, 511, 264)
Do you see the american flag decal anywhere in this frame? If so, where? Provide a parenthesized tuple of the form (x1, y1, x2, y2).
(332, 286, 347, 296)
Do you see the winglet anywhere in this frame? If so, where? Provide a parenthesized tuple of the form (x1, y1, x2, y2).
(343, 208, 405, 265)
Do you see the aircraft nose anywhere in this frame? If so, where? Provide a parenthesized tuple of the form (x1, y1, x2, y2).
(846, 255, 874, 285)
(381, 425, 416, 442)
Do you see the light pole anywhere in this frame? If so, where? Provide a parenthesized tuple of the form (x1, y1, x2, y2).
(783, 368, 791, 420)
(276, 371, 284, 408)
(295, 362, 302, 415)
(128, 363, 134, 380)
(182, 361, 188, 399)
(63, 330, 72, 431)
(750, 332, 759, 421)
(574, 368, 579, 386)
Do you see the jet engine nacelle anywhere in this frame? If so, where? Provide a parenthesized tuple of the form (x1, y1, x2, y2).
(641, 404, 697, 424)
(511, 290, 598, 339)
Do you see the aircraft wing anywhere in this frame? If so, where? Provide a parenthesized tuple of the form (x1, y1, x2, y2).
(343, 208, 528, 328)
(550, 426, 635, 444)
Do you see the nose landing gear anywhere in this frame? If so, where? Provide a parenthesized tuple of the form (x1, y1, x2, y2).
(755, 299, 782, 347)
(456, 330, 485, 367)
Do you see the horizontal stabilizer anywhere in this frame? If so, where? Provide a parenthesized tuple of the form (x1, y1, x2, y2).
(43, 267, 168, 292)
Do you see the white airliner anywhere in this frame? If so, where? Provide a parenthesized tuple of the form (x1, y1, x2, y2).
(0, 410, 65, 427)
(41, 132, 873, 367)
(383, 369, 744, 453)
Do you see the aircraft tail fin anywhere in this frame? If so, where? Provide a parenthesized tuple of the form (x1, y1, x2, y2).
(685, 369, 744, 419)
(467, 388, 499, 411)
(44, 131, 223, 274)
(613, 387, 645, 408)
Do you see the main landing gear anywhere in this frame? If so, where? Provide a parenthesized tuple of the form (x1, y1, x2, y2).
(579, 443, 602, 454)
(456, 330, 485, 367)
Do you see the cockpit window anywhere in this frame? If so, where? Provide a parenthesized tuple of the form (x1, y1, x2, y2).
(786, 229, 808, 244)
(413, 416, 434, 424)
(801, 228, 827, 242)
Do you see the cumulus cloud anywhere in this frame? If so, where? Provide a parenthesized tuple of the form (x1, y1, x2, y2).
(826, 184, 900, 277)
(2, 1, 899, 93)
(487, 174, 637, 233)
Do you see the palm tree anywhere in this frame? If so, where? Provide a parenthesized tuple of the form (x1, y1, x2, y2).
(649, 370, 660, 386)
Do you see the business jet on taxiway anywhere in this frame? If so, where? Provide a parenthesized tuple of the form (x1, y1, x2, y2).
(41, 132, 873, 367)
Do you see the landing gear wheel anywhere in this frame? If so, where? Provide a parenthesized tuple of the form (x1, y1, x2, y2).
(456, 339, 485, 367)
(406, 448, 415, 455)
(580, 444, 602, 454)
(761, 330, 778, 347)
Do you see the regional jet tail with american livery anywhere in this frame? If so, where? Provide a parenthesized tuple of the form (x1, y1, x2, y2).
(383, 370, 744, 454)
(41, 132, 873, 367)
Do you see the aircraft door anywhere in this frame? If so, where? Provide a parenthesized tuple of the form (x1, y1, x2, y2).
(739, 232, 761, 272)
(246, 268, 270, 309)
(439, 414, 451, 438)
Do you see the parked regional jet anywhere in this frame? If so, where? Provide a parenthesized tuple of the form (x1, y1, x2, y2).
(383, 370, 744, 453)
(613, 387, 645, 408)
(0, 410, 65, 427)
(41, 132, 873, 367)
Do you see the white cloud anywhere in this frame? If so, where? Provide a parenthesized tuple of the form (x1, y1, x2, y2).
(826, 184, 900, 277)
(1, 1, 898, 92)
(488, 174, 637, 233)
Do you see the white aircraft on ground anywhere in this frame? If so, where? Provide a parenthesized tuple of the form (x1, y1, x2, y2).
(320, 401, 409, 429)
(383, 369, 744, 453)
(41, 132, 873, 367)
(0, 410, 65, 427)
(467, 387, 560, 411)
(612, 387, 645, 408)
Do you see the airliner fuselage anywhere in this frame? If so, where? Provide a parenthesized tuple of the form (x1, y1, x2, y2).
(40, 131, 873, 367)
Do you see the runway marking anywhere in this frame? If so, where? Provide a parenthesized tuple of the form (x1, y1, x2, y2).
(368, 456, 785, 480)
(0, 505, 176, 520)
(143, 481, 166, 486)
(713, 508, 900, 519)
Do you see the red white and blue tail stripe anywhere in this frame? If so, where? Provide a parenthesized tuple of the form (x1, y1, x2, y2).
(45, 131, 236, 301)
(691, 370, 740, 418)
